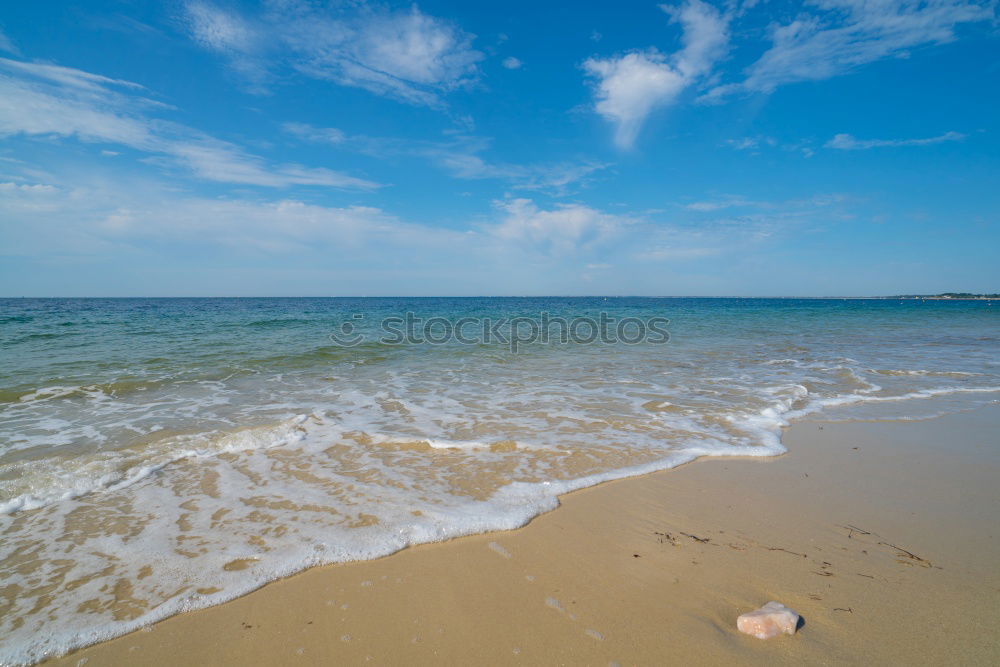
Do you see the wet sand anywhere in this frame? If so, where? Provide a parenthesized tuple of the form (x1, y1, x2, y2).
(48, 405, 1000, 665)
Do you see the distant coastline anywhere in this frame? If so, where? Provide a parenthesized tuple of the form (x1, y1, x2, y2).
(888, 293, 999, 300)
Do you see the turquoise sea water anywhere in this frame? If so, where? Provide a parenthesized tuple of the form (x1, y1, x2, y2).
(1, 297, 998, 663)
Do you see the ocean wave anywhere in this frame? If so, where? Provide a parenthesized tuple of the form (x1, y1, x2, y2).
(0, 416, 310, 515)
(8, 381, 162, 405)
(868, 368, 984, 377)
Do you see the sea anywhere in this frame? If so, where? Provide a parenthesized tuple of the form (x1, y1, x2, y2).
(1, 297, 997, 664)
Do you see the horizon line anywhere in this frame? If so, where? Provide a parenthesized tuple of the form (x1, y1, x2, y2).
(1, 295, 994, 300)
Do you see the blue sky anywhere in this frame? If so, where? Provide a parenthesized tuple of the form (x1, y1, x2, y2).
(0, 0, 997, 296)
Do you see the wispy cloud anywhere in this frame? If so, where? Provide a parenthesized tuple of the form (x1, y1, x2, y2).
(0, 56, 146, 93)
(0, 29, 19, 55)
(825, 131, 966, 149)
(682, 193, 848, 212)
(184, 1, 257, 52)
(0, 168, 621, 262)
(724, 136, 777, 150)
(501, 57, 523, 70)
(485, 195, 835, 263)
(685, 196, 763, 211)
(181, 1, 483, 107)
(723, 135, 816, 157)
(0, 58, 378, 189)
(0, 174, 455, 259)
(282, 122, 610, 194)
(282, 122, 346, 145)
(635, 222, 760, 263)
(637, 202, 837, 262)
(637, 245, 721, 260)
(705, 0, 994, 101)
(583, 0, 729, 148)
(98, 200, 441, 253)
(417, 141, 609, 193)
(0, 181, 57, 194)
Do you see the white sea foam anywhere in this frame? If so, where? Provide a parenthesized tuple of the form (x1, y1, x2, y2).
(868, 368, 984, 377)
(789, 385, 1000, 420)
(0, 416, 310, 515)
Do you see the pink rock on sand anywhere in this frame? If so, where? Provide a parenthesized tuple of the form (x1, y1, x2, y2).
(737, 601, 800, 639)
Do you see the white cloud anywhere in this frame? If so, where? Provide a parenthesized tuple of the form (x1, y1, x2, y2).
(725, 136, 777, 150)
(0, 181, 57, 193)
(515, 161, 610, 193)
(625, 192, 853, 262)
(184, 1, 258, 52)
(659, 0, 730, 79)
(707, 0, 994, 99)
(96, 199, 435, 252)
(0, 166, 455, 258)
(183, 1, 268, 87)
(412, 139, 609, 192)
(182, 1, 483, 107)
(283, 122, 609, 194)
(0, 170, 622, 265)
(3, 204, 474, 280)
(638, 245, 721, 260)
(160, 138, 377, 188)
(825, 131, 966, 149)
(0, 58, 377, 189)
(584, 0, 728, 148)
(722, 135, 817, 157)
(488, 198, 623, 254)
(282, 122, 346, 145)
(685, 196, 761, 211)
(583, 51, 686, 149)
(353, 9, 478, 86)
(0, 66, 154, 146)
(1, 56, 146, 94)
(685, 192, 847, 211)
(501, 56, 522, 69)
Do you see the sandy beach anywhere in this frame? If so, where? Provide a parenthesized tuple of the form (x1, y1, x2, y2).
(45, 404, 999, 666)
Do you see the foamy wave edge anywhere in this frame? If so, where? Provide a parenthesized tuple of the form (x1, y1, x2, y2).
(3, 384, 999, 665)
(0, 416, 310, 515)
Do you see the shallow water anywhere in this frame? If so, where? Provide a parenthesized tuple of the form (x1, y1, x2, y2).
(1, 297, 997, 664)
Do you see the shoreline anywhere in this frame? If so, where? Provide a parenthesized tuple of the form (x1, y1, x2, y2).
(41, 404, 1000, 665)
